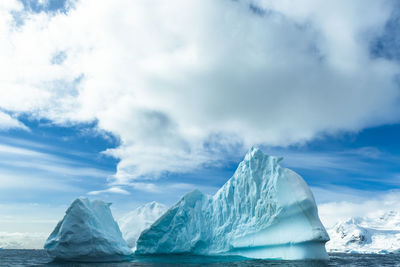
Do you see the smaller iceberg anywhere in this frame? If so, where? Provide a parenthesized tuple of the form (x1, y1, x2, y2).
(44, 198, 132, 262)
(119, 201, 167, 250)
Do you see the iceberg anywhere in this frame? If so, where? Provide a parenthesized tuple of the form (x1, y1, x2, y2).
(118, 201, 168, 249)
(136, 147, 329, 260)
(44, 198, 132, 262)
(327, 211, 400, 254)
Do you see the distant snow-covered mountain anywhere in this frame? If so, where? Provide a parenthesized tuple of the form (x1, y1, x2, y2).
(326, 211, 400, 254)
(118, 201, 168, 249)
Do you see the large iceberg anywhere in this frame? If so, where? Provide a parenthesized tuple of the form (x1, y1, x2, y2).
(136, 147, 329, 260)
(44, 198, 132, 262)
(118, 201, 168, 249)
(327, 211, 400, 254)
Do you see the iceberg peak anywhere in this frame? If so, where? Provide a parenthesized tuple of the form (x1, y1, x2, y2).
(182, 189, 206, 202)
(244, 146, 264, 161)
(243, 147, 283, 171)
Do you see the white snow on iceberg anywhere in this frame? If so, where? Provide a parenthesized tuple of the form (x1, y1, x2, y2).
(44, 198, 132, 262)
(136, 147, 329, 260)
(327, 211, 400, 254)
(118, 201, 167, 249)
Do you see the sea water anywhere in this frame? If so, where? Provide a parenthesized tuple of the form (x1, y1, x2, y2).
(1, 250, 400, 266)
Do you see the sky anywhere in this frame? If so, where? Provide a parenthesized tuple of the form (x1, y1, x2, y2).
(1, 0, 400, 248)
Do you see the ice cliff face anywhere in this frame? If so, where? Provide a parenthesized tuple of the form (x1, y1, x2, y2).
(44, 198, 132, 262)
(118, 201, 168, 249)
(327, 211, 400, 254)
(136, 147, 329, 260)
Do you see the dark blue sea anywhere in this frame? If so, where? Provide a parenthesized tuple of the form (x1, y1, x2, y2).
(1, 250, 400, 267)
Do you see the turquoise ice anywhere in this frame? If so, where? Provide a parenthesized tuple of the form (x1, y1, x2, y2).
(136, 148, 329, 260)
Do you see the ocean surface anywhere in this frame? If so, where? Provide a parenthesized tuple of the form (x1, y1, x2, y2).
(1, 250, 400, 267)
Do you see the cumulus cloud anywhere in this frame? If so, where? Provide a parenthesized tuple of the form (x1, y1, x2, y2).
(0, 0, 399, 182)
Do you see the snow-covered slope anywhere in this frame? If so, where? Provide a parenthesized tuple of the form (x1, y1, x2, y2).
(136, 147, 329, 260)
(327, 211, 400, 254)
(44, 198, 132, 262)
(118, 201, 167, 249)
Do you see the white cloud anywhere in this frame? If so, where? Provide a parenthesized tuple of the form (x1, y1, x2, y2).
(129, 182, 161, 193)
(0, 143, 113, 179)
(37, 0, 49, 7)
(88, 187, 130, 195)
(0, 0, 399, 183)
(0, 111, 27, 130)
(317, 189, 400, 228)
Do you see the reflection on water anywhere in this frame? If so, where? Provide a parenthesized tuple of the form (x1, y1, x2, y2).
(1, 250, 400, 267)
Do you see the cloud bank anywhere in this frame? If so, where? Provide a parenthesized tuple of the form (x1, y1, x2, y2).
(0, 0, 399, 183)
(318, 189, 400, 228)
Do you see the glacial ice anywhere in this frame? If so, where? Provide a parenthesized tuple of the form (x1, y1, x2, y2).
(327, 211, 400, 254)
(118, 201, 167, 249)
(136, 147, 329, 260)
(44, 198, 132, 262)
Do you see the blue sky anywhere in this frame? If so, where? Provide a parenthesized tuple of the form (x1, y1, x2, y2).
(1, 0, 400, 237)
(1, 116, 399, 226)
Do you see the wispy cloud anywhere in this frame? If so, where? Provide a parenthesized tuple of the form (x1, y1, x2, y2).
(0, 159, 112, 178)
(0, 172, 77, 191)
(274, 149, 371, 172)
(264, 146, 400, 181)
(88, 187, 130, 195)
(0, 138, 116, 211)
(0, 143, 112, 178)
(0, 136, 52, 150)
